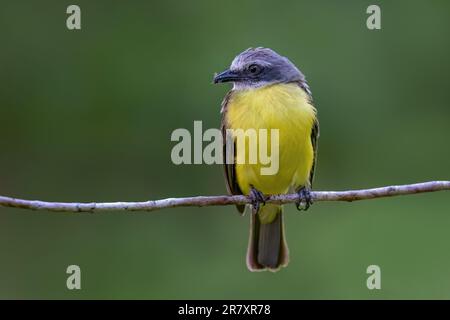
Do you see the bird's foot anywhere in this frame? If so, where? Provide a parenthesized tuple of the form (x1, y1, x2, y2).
(296, 186, 313, 211)
(249, 186, 266, 214)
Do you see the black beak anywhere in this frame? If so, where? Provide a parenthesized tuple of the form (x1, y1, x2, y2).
(213, 69, 241, 84)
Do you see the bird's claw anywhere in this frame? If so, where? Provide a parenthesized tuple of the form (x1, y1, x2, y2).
(249, 186, 266, 214)
(296, 187, 313, 211)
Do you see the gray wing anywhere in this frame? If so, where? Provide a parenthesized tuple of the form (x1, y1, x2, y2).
(297, 81, 319, 188)
(309, 118, 320, 187)
(220, 90, 245, 213)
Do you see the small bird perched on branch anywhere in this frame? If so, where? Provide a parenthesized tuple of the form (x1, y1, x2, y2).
(214, 47, 319, 272)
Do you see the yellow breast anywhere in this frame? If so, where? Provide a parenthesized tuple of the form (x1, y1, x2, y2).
(226, 83, 316, 195)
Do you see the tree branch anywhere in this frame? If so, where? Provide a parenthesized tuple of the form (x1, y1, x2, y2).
(0, 181, 448, 213)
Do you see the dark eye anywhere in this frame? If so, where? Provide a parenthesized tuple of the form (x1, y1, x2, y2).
(248, 64, 262, 75)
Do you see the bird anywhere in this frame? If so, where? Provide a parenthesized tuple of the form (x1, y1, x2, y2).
(214, 47, 319, 272)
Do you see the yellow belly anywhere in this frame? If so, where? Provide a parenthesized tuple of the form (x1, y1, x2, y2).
(226, 83, 316, 196)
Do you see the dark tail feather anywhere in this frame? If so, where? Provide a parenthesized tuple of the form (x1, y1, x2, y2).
(246, 205, 289, 272)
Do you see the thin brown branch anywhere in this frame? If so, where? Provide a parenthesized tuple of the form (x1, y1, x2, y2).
(0, 181, 448, 213)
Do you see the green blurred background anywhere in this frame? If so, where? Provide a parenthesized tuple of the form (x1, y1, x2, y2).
(0, 0, 449, 299)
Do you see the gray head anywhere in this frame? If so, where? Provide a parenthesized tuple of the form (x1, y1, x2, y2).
(213, 47, 306, 90)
